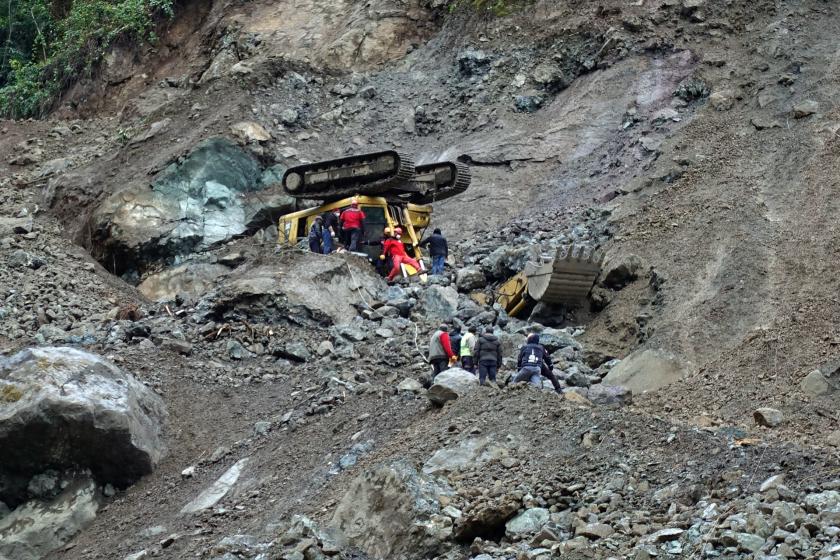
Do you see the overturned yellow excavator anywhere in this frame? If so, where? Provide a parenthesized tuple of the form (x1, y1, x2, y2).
(277, 150, 470, 272)
(496, 245, 604, 317)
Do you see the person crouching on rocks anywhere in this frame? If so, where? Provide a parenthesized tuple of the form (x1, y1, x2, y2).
(476, 327, 502, 386)
(428, 324, 456, 378)
(514, 333, 562, 393)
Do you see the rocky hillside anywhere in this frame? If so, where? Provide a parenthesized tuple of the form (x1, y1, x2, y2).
(2, 0, 840, 559)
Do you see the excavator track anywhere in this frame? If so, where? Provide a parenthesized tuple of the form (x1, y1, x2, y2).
(282, 150, 415, 200)
(406, 161, 471, 204)
(524, 244, 604, 305)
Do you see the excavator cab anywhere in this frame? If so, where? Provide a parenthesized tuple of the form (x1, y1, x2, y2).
(277, 196, 431, 265)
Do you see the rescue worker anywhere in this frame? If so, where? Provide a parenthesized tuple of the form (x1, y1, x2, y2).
(428, 324, 456, 378)
(322, 209, 340, 254)
(340, 199, 366, 251)
(476, 327, 502, 386)
(514, 333, 562, 393)
(382, 227, 422, 283)
(449, 327, 462, 365)
(419, 228, 448, 275)
(308, 216, 323, 254)
(460, 325, 477, 373)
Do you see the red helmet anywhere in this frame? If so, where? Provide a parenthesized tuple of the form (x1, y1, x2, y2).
(351, 198, 359, 208)
(393, 227, 403, 236)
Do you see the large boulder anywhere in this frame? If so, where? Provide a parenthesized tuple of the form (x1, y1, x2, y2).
(427, 368, 480, 406)
(0, 477, 99, 560)
(0, 347, 167, 491)
(137, 263, 229, 302)
(204, 252, 385, 326)
(91, 138, 293, 276)
(331, 460, 454, 559)
(418, 285, 459, 322)
(603, 348, 689, 393)
(456, 267, 487, 291)
(423, 436, 512, 475)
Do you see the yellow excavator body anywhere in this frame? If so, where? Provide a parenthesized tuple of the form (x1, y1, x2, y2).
(496, 245, 603, 317)
(278, 195, 431, 262)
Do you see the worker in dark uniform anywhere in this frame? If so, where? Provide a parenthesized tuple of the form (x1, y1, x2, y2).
(419, 228, 448, 275)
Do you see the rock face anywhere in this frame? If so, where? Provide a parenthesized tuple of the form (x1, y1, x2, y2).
(91, 138, 293, 276)
(603, 349, 689, 393)
(0, 478, 99, 560)
(331, 460, 454, 559)
(427, 368, 480, 406)
(0, 347, 167, 490)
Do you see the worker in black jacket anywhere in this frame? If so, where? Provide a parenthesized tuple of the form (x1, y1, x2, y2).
(514, 333, 562, 393)
(419, 228, 448, 275)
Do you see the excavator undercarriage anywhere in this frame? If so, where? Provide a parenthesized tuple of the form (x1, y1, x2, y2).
(281, 150, 470, 204)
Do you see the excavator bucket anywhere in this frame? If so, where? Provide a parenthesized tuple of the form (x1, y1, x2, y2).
(282, 150, 415, 200)
(525, 244, 604, 305)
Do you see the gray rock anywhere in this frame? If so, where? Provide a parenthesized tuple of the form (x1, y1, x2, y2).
(576, 522, 614, 539)
(397, 378, 423, 393)
(418, 286, 459, 322)
(253, 421, 272, 436)
(427, 368, 480, 406)
(753, 407, 783, 428)
(160, 338, 193, 356)
(600, 253, 644, 289)
(0, 347, 167, 488)
(180, 458, 250, 514)
(0, 478, 99, 560)
(803, 490, 840, 513)
(423, 437, 511, 475)
(138, 263, 228, 302)
(457, 50, 492, 76)
(603, 349, 689, 393)
(792, 100, 818, 118)
(227, 340, 249, 360)
(586, 384, 632, 406)
(282, 342, 311, 362)
(506, 507, 550, 536)
(456, 267, 487, 291)
(8, 250, 45, 270)
(800, 369, 831, 396)
(534, 328, 580, 353)
(279, 108, 299, 126)
(531, 63, 571, 92)
(332, 460, 454, 558)
(514, 95, 544, 113)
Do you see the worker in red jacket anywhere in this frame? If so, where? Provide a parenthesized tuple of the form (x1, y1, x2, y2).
(340, 199, 366, 251)
(382, 227, 422, 282)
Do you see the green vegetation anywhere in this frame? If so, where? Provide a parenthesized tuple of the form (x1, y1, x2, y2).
(447, 0, 526, 16)
(0, 0, 174, 118)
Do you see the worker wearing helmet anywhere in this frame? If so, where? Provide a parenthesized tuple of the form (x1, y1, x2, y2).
(382, 227, 421, 283)
(340, 198, 366, 251)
